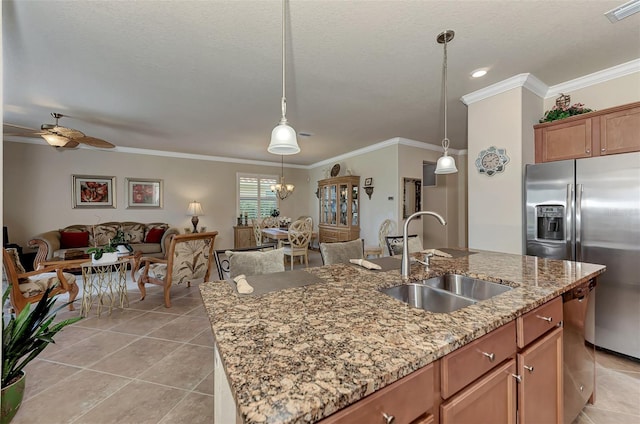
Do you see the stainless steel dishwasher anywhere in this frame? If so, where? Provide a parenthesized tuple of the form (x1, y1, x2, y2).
(563, 278, 596, 424)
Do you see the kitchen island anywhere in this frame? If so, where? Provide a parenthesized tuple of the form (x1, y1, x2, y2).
(200, 249, 605, 423)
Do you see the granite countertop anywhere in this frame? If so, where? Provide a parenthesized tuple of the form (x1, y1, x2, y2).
(200, 249, 605, 424)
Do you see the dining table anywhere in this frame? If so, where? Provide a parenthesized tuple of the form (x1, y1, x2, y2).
(261, 227, 318, 248)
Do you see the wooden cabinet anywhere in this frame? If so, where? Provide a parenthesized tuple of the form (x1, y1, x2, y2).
(441, 359, 517, 424)
(441, 297, 563, 424)
(517, 327, 563, 424)
(233, 225, 255, 248)
(534, 102, 640, 163)
(318, 176, 360, 244)
(320, 363, 436, 424)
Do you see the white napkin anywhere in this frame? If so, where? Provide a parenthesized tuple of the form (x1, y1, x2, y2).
(349, 258, 382, 270)
(233, 274, 254, 294)
(420, 248, 453, 258)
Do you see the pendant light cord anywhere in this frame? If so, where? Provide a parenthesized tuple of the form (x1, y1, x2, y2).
(280, 0, 287, 121)
(442, 31, 449, 150)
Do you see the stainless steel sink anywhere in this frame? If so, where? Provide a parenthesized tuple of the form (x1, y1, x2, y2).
(381, 284, 476, 313)
(381, 274, 512, 313)
(422, 274, 512, 301)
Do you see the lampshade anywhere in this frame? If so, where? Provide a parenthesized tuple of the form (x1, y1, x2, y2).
(41, 133, 69, 147)
(187, 201, 204, 216)
(435, 152, 458, 174)
(268, 121, 300, 155)
(268, 0, 300, 156)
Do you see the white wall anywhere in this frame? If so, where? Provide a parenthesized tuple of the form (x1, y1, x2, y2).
(467, 87, 540, 254)
(2, 142, 310, 250)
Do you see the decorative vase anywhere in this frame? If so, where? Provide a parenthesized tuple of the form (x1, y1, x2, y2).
(1, 372, 25, 424)
(91, 252, 118, 265)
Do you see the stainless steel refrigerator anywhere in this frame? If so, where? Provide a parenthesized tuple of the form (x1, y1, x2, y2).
(525, 152, 640, 359)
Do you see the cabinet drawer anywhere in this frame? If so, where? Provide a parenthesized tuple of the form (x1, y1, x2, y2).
(441, 321, 516, 399)
(320, 363, 435, 424)
(517, 297, 562, 349)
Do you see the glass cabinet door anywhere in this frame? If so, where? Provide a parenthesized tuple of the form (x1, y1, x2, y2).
(339, 184, 348, 226)
(322, 186, 330, 224)
(351, 185, 359, 226)
(329, 185, 337, 224)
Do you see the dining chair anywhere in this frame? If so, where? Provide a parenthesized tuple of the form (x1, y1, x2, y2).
(262, 217, 279, 228)
(2, 247, 79, 313)
(319, 239, 364, 265)
(214, 244, 279, 280)
(135, 231, 218, 308)
(282, 219, 312, 270)
(385, 234, 423, 256)
(252, 219, 263, 247)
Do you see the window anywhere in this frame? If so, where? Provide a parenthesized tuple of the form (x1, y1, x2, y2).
(237, 174, 279, 220)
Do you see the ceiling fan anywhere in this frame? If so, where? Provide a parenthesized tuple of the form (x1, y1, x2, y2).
(4, 112, 116, 149)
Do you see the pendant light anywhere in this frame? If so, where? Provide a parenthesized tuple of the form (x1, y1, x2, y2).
(271, 155, 295, 200)
(267, 0, 300, 155)
(434, 30, 458, 175)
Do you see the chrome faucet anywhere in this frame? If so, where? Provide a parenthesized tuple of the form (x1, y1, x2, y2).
(401, 211, 447, 280)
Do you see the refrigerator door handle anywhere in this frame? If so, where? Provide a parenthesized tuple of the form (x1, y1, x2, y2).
(566, 184, 574, 260)
(576, 184, 583, 262)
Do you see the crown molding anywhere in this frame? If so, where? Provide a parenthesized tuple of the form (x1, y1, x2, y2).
(546, 58, 640, 98)
(461, 73, 548, 105)
(462, 59, 640, 105)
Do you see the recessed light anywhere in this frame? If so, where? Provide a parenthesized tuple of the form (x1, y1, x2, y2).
(471, 69, 488, 78)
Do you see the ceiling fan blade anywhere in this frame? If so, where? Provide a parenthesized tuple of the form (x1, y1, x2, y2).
(59, 140, 80, 149)
(76, 136, 116, 149)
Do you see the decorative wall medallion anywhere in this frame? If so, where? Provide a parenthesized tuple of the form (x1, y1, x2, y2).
(475, 146, 509, 176)
(330, 163, 340, 177)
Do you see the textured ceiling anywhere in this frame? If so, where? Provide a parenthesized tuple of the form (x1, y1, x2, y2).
(3, 0, 640, 165)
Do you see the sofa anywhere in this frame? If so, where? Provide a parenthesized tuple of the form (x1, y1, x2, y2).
(28, 222, 179, 268)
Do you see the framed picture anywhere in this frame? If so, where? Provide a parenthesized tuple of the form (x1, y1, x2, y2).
(364, 177, 373, 187)
(125, 178, 163, 208)
(72, 175, 116, 208)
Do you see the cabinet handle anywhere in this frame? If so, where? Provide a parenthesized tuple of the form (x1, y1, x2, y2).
(480, 351, 495, 362)
(512, 374, 522, 383)
(536, 315, 553, 323)
(524, 365, 534, 373)
(601, 148, 606, 152)
(382, 412, 395, 423)
(586, 149, 590, 154)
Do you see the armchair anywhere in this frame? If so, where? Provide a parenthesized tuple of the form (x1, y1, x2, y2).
(135, 231, 218, 308)
(2, 248, 79, 313)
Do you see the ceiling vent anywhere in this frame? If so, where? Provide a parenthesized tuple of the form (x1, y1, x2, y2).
(605, 0, 640, 22)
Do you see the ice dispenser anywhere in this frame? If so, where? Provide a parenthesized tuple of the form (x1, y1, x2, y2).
(536, 205, 564, 240)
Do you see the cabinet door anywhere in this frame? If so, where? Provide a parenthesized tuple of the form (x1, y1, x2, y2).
(518, 327, 563, 424)
(441, 359, 517, 424)
(535, 119, 592, 163)
(600, 105, 640, 156)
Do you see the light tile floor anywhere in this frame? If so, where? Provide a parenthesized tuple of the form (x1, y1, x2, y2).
(8, 250, 639, 423)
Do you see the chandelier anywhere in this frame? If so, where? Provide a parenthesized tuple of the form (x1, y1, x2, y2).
(267, 0, 300, 155)
(434, 30, 458, 175)
(271, 155, 295, 200)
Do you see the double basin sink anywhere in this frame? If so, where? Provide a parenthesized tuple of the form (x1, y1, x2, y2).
(382, 274, 513, 313)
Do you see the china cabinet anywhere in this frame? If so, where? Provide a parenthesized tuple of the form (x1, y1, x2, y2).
(318, 175, 360, 243)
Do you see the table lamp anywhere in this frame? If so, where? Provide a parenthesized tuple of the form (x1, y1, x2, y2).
(187, 201, 204, 233)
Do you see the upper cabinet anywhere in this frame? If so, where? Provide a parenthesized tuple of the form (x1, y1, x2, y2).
(318, 175, 360, 243)
(534, 101, 640, 163)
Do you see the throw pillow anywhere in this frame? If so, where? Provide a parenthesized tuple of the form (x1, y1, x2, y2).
(225, 248, 285, 278)
(60, 231, 90, 248)
(145, 228, 166, 243)
(92, 224, 119, 246)
(121, 223, 145, 243)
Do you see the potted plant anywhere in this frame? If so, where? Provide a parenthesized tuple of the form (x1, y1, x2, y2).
(109, 229, 133, 254)
(1, 286, 82, 423)
(87, 245, 118, 264)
